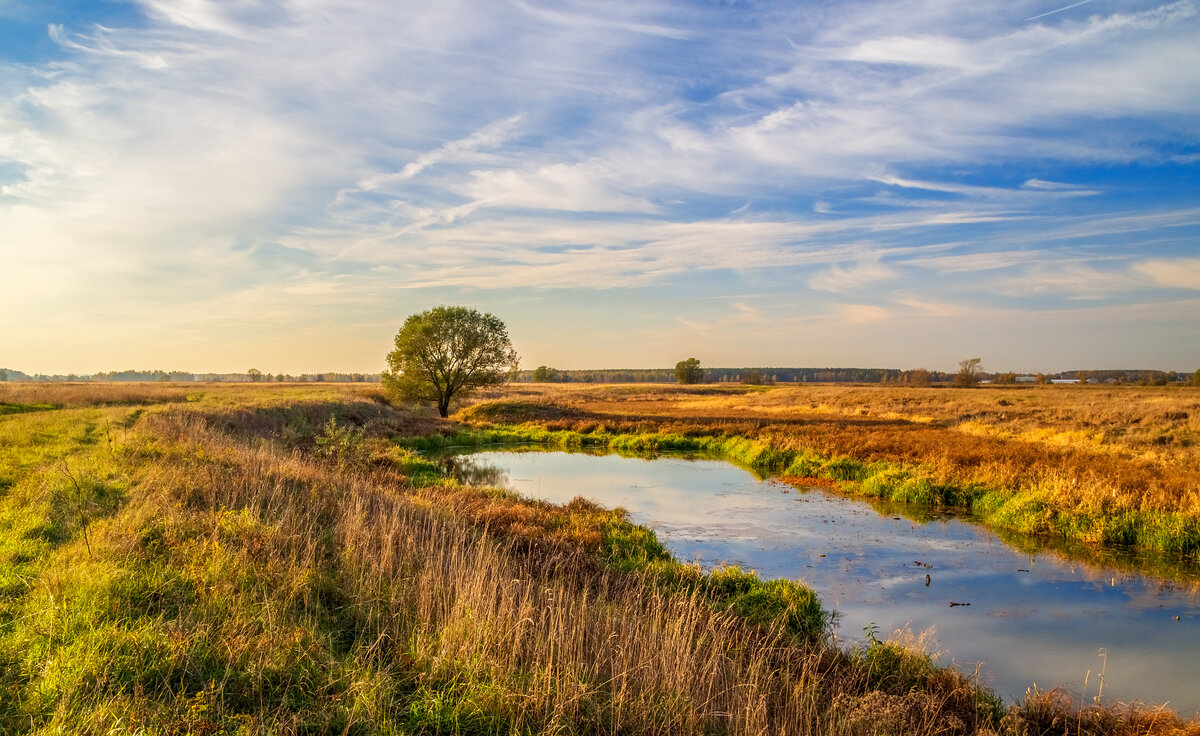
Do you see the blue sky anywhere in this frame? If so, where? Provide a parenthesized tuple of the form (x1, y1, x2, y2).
(2, 0, 1198, 374)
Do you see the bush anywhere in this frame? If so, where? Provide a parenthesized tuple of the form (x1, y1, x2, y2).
(314, 417, 370, 468)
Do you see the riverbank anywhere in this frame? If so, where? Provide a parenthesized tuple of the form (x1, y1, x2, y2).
(1, 382, 1196, 734)
(452, 383, 1200, 558)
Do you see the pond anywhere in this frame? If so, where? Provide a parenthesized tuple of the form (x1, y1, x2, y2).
(438, 447, 1200, 715)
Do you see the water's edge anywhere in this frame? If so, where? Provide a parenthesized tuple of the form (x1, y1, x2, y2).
(431, 445, 1200, 715)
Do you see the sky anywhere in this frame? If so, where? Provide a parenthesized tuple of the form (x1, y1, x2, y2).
(1, 0, 1198, 375)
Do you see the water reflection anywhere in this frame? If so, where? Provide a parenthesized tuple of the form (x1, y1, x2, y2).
(435, 447, 1200, 715)
(440, 453, 511, 487)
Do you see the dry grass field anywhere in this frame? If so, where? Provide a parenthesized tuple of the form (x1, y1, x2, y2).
(1, 381, 1197, 734)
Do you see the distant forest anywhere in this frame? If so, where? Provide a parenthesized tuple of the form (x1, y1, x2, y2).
(517, 367, 955, 384)
(514, 368, 1186, 384)
(0, 367, 1186, 385)
(0, 368, 379, 383)
(516, 367, 1180, 384)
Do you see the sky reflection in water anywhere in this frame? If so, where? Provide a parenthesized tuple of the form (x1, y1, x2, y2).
(443, 449, 1200, 714)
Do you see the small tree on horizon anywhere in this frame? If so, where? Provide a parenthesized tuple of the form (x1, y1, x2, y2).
(531, 365, 561, 383)
(247, 368, 263, 382)
(907, 368, 931, 387)
(675, 358, 704, 385)
(954, 358, 984, 387)
(383, 306, 519, 417)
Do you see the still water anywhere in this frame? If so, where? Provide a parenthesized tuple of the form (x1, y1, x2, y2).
(440, 448, 1200, 714)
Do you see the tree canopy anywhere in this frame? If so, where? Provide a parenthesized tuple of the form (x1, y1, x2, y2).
(740, 370, 765, 385)
(954, 357, 983, 387)
(382, 306, 519, 417)
(675, 358, 704, 385)
(531, 365, 562, 383)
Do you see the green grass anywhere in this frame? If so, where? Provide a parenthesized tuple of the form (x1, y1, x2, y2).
(406, 452, 832, 642)
(1, 398, 833, 733)
(0, 407, 138, 730)
(0, 401, 58, 415)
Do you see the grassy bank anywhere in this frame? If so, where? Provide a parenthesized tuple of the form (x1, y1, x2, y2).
(1, 382, 1196, 734)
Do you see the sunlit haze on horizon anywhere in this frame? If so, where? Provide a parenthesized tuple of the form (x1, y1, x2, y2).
(1, 0, 1198, 374)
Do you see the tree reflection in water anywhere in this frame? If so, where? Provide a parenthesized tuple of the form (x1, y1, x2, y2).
(442, 454, 511, 488)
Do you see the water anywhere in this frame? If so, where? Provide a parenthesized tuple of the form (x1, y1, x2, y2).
(438, 448, 1200, 715)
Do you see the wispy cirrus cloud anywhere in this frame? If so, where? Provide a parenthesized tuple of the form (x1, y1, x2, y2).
(0, 0, 1197, 372)
(810, 257, 898, 293)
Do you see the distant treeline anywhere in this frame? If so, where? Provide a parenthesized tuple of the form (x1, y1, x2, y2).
(1066, 369, 1178, 385)
(513, 367, 1192, 385)
(0, 368, 380, 383)
(515, 367, 953, 384)
(1, 366, 1189, 385)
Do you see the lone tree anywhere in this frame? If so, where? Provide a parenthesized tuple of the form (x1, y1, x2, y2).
(531, 365, 561, 383)
(954, 357, 984, 387)
(383, 306, 519, 417)
(675, 358, 704, 385)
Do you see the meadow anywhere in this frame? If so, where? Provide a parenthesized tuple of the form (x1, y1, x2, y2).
(0, 381, 1197, 735)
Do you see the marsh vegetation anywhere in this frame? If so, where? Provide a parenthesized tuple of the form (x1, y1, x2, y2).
(0, 381, 1197, 734)
(460, 383, 1200, 556)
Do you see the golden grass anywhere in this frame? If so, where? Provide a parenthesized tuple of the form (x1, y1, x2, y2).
(2, 382, 1197, 734)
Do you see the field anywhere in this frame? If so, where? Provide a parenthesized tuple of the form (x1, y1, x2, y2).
(0, 381, 1197, 735)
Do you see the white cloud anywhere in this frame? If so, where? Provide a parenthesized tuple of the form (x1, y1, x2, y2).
(460, 161, 661, 214)
(1133, 258, 1200, 290)
(356, 115, 523, 190)
(838, 34, 986, 71)
(894, 297, 968, 317)
(810, 257, 898, 293)
(993, 262, 1140, 299)
(1022, 178, 1084, 191)
(676, 300, 765, 334)
(836, 304, 892, 325)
